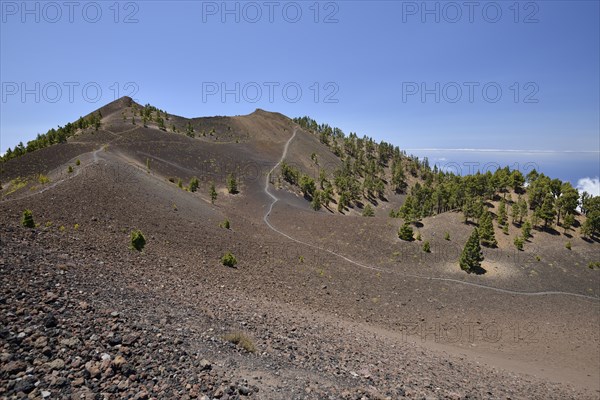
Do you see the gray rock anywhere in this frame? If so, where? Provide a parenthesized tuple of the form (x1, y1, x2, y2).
(14, 376, 36, 393)
(46, 358, 65, 370)
(239, 385, 252, 396)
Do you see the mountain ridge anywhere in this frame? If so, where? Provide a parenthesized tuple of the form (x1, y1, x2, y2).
(1, 97, 598, 399)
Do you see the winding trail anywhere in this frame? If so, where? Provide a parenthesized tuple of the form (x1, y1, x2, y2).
(0, 127, 137, 204)
(0, 146, 105, 205)
(263, 129, 600, 302)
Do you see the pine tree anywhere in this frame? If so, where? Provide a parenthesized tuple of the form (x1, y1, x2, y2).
(510, 170, 525, 192)
(362, 203, 375, 217)
(518, 196, 528, 224)
(556, 183, 579, 225)
(459, 228, 484, 273)
(311, 191, 322, 211)
(581, 220, 594, 238)
(536, 193, 556, 228)
(462, 195, 475, 224)
(227, 173, 238, 194)
(399, 196, 416, 224)
(398, 222, 414, 241)
(514, 236, 524, 251)
(21, 209, 35, 228)
(478, 211, 497, 247)
(391, 162, 407, 193)
(318, 170, 328, 189)
(157, 117, 166, 131)
(281, 161, 299, 185)
(511, 202, 520, 225)
(522, 220, 532, 239)
(186, 122, 194, 137)
(562, 213, 574, 234)
(530, 213, 540, 229)
(338, 192, 348, 212)
(322, 187, 333, 208)
(497, 198, 507, 227)
(299, 175, 316, 198)
(209, 182, 217, 204)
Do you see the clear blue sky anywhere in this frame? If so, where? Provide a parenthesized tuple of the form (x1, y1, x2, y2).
(1, 1, 599, 186)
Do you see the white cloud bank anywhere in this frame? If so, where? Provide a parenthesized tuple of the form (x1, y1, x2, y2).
(577, 177, 600, 197)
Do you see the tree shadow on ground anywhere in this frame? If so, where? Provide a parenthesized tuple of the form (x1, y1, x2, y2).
(468, 265, 487, 275)
(541, 226, 561, 236)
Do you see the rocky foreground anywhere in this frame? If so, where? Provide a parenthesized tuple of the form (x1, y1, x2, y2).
(1, 224, 595, 399)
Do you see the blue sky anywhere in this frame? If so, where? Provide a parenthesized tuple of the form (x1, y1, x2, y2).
(1, 1, 598, 189)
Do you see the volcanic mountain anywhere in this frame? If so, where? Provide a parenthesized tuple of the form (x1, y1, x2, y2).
(1, 97, 598, 399)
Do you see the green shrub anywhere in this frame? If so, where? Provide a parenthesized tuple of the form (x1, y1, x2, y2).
(398, 222, 414, 241)
(130, 229, 146, 251)
(416, 232, 422, 241)
(220, 219, 230, 229)
(362, 204, 375, 217)
(588, 262, 600, 270)
(37, 174, 50, 184)
(514, 236, 524, 251)
(67, 165, 73, 174)
(221, 252, 237, 268)
(422, 241, 431, 253)
(76, 159, 81, 166)
(189, 176, 199, 192)
(444, 232, 450, 241)
(565, 241, 571, 250)
(21, 210, 35, 228)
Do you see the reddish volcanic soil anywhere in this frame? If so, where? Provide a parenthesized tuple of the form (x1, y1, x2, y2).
(1, 97, 598, 399)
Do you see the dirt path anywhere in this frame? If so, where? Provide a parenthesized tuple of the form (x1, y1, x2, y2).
(0, 146, 106, 204)
(262, 128, 600, 302)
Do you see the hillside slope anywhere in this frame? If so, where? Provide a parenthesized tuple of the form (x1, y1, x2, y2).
(1, 97, 598, 399)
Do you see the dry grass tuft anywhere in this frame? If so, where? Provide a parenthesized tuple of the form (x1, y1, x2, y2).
(222, 332, 256, 353)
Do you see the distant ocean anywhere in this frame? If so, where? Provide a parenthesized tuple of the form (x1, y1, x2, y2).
(407, 149, 600, 196)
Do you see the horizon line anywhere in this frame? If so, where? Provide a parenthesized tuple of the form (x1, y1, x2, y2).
(405, 148, 600, 154)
